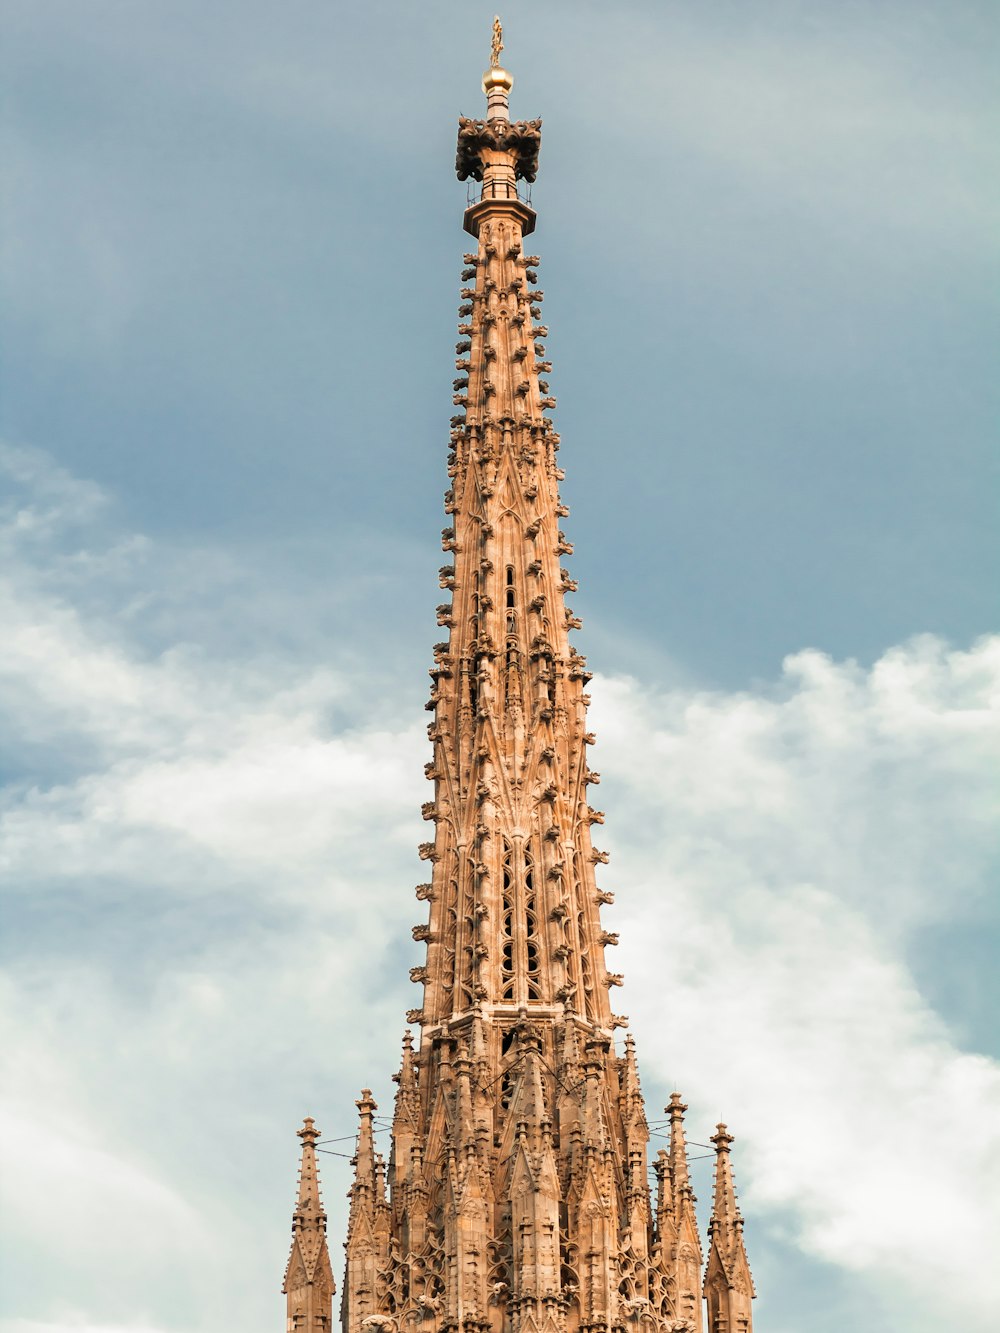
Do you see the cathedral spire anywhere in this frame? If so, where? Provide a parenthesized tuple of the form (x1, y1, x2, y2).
(282, 1118, 335, 1332)
(323, 31, 761, 1333)
(704, 1125, 756, 1332)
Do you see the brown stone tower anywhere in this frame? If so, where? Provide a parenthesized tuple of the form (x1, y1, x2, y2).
(283, 23, 757, 1333)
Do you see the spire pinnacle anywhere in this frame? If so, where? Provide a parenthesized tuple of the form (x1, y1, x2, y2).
(353, 1089, 378, 1187)
(664, 1093, 703, 1325)
(704, 1123, 756, 1330)
(294, 1116, 323, 1210)
(282, 1118, 335, 1326)
(395, 1028, 418, 1097)
(667, 1092, 693, 1203)
(709, 1123, 740, 1230)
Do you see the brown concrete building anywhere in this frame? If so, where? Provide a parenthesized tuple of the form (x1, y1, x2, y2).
(283, 28, 756, 1333)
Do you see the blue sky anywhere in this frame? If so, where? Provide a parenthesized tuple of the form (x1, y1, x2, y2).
(1, 3, 998, 1332)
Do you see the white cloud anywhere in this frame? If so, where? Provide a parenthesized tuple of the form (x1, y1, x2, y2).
(592, 639, 1000, 1329)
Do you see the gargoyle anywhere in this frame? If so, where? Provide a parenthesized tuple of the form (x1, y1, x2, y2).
(362, 1317, 396, 1333)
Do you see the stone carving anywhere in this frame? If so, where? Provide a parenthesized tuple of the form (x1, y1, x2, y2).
(490, 13, 504, 67)
(455, 116, 542, 183)
(362, 1316, 396, 1333)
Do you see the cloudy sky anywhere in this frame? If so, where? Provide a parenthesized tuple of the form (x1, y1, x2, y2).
(1, 2, 998, 1331)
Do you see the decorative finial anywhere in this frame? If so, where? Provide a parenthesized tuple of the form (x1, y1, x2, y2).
(490, 15, 504, 68)
(712, 1122, 735, 1153)
(298, 1116, 320, 1143)
(482, 15, 513, 113)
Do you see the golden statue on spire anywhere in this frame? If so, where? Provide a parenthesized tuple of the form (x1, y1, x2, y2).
(490, 15, 504, 69)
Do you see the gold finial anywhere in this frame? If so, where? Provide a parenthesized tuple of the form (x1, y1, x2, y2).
(482, 14, 512, 104)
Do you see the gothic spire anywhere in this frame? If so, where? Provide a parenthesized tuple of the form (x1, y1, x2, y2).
(282, 1118, 335, 1332)
(328, 30, 761, 1333)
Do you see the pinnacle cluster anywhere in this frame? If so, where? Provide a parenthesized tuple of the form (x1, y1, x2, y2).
(282, 47, 756, 1333)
